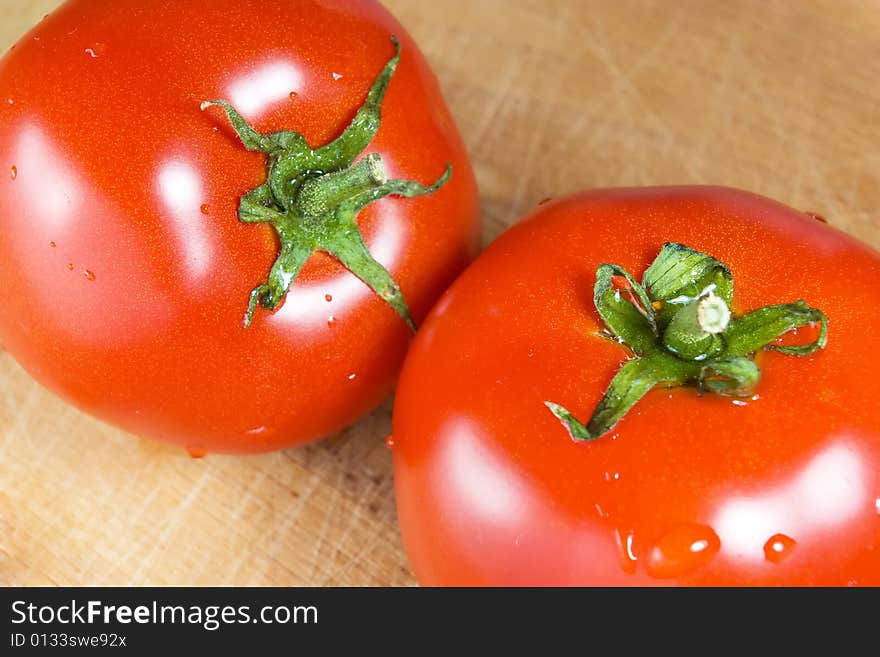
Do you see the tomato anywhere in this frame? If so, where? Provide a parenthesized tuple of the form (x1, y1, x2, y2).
(0, 0, 479, 454)
(392, 186, 880, 585)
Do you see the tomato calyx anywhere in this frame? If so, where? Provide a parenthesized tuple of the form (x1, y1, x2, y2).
(201, 36, 451, 329)
(546, 242, 828, 441)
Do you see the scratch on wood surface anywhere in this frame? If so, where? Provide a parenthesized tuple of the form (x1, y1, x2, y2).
(263, 470, 342, 575)
(319, 502, 390, 585)
(685, 26, 743, 179)
(127, 468, 212, 583)
(584, 13, 707, 181)
(469, 63, 520, 152)
(0, 380, 47, 458)
(95, 486, 161, 574)
(315, 480, 389, 584)
(505, 123, 544, 224)
(543, 9, 689, 176)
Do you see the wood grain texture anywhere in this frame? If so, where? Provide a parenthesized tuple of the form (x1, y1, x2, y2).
(1, 0, 878, 586)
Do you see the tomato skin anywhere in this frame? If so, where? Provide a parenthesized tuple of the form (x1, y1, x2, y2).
(392, 187, 880, 586)
(0, 0, 479, 453)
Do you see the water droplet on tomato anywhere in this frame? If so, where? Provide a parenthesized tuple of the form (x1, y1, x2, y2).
(646, 524, 721, 579)
(385, 436, 395, 450)
(83, 270, 96, 281)
(200, 203, 210, 215)
(874, 498, 879, 515)
(347, 373, 356, 381)
(614, 528, 638, 574)
(49, 241, 56, 248)
(187, 446, 207, 459)
(327, 315, 336, 328)
(805, 212, 828, 224)
(332, 72, 343, 80)
(325, 294, 332, 302)
(763, 533, 796, 563)
(9, 166, 16, 180)
(246, 425, 266, 435)
(5, 99, 13, 106)
(288, 91, 298, 101)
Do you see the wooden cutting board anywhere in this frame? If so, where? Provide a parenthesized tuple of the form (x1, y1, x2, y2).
(1, 0, 878, 586)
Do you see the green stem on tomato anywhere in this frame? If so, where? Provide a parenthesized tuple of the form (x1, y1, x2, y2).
(546, 242, 828, 441)
(201, 36, 451, 329)
(661, 290, 729, 360)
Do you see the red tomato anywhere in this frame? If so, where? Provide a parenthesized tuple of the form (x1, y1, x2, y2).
(392, 187, 880, 585)
(0, 0, 479, 453)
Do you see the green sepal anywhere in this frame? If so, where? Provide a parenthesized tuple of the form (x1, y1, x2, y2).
(698, 356, 760, 395)
(200, 100, 279, 154)
(544, 402, 593, 441)
(202, 36, 451, 329)
(546, 351, 699, 441)
(643, 242, 733, 330)
(724, 301, 828, 356)
(238, 183, 281, 223)
(315, 164, 451, 333)
(594, 264, 657, 355)
(243, 239, 313, 328)
(310, 36, 401, 173)
(547, 243, 828, 443)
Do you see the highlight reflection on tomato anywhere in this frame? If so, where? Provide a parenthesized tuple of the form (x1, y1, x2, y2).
(392, 187, 880, 585)
(0, 0, 480, 454)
